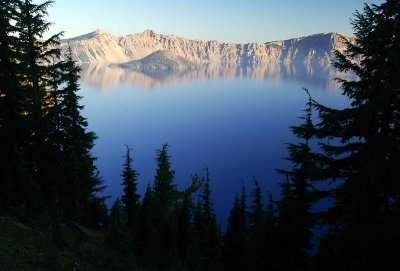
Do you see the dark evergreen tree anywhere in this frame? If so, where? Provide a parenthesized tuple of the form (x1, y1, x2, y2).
(225, 195, 246, 271)
(192, 168, 222, 271)
(137, 184, 158, 267)
(276, 91, 317, 271)
(313, 1, 400, 269)
(263, 191, 278, 270)
(12, 0, 64, 213)
(120, 145, 140, 232)
(105, 198, 132, 252)
(0, 0, 20, 147)
(239, 181, 247, 236)
(105, 198, 135, 269)
(0, 0, 27, 214)
(247, 179, 265, 271)
(151, 143, 177, 268)
(176, 189, 193, 266)
(177, 173, 204, 269)
(0, 0, 106, 223)
(191, 197, 205, 271)
(153, 143, 176, 210)
(58, 47, 98, 220)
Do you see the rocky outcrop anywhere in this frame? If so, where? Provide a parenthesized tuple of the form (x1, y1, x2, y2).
(60, 29, 353, 65)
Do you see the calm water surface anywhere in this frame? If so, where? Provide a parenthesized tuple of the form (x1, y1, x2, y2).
(79, 62, 350, 223)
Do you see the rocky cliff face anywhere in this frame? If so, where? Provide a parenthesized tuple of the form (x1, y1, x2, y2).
(60, 29, 352, 65)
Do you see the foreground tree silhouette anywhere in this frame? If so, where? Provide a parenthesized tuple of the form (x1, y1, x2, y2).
(189, 169, 222, 271)
(0, 0, 32, 214)
(56, 48, 104, 221)
(247, 179, 265, 271)
(0, 0, 106, 225)
(276, 91, 317, 271)
(152, 143, 177, 268)
(312, 1, 400, 269)
(105, 198, 135, 270)
(121, 145, 140, 232)
(137, 184, 158, 266)
(225, 195, 246, 271)
(13, 0, 64, 212)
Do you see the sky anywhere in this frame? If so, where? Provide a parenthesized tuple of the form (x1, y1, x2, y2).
(39, 0, 385, 43)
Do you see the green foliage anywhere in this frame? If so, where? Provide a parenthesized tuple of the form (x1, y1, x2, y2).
(105, 199, 134, 264)
(0, 218, 123, 271)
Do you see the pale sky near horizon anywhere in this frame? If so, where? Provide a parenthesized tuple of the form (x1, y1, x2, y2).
(38, 0, 385, 43)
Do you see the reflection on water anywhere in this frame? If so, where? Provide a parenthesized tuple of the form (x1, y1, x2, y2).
(80, 61, 353, 91)
(79, 60, 352, 226)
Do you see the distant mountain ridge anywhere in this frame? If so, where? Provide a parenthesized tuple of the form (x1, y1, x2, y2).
(59, 29, 353, 65)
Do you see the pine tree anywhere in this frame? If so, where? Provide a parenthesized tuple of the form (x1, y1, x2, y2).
(153, 143, 176, 210)
(12, 0, 64, 213)
(0, 0, 24, 214)
(120, 145, 140, 232)
(106, 198, 131, 251)
(239, 181, 247, 236)
(313, 1, 400, 269)
(176, 189, 193, 265)
(276, 91, 316, 271)
(0, 0, 106, 223)
(137, 184, 158, 266)
(191, 197, 205, 271)
(0, 0, 22, 149)
(152, 143, 177, 268)
(179, 173, 205, 270)
(247, 178, 264, 271)
(225, 195, 246, 271)
(264, 191, 278, 270)
(54, 47, 104, 223)
(194, 168, 222, 271)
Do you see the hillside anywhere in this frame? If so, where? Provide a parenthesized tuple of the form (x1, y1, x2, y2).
(0, 218, 117, 271)
(59, 29, 353, 65)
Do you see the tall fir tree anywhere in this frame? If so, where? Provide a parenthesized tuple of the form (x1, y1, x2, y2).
(152, 143, 177, 268)
(247, 179, 265, 271)
(120, 145, 140, 232)
(105, 198, 135, 270)
(13, 0, 64, 212)
(56, 47, 105, 223)
(175, 172, 203, 268)
(176, 189, 193, 266)
(105, 198, 132, 253)
(194, 168, 222, 271)
(313, 1, 400, 269)
(153, 143, 176, 210)
(137, 184, 158, 266)
(0, 0, 27, 214)
(263, 191, 278, 270)
(225, 195, 246, 271)
(276, 91, 317, 271)
(0, 0, 107, 223)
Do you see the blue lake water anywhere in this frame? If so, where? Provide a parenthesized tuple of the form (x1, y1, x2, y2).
(79, 63, 350, 224)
